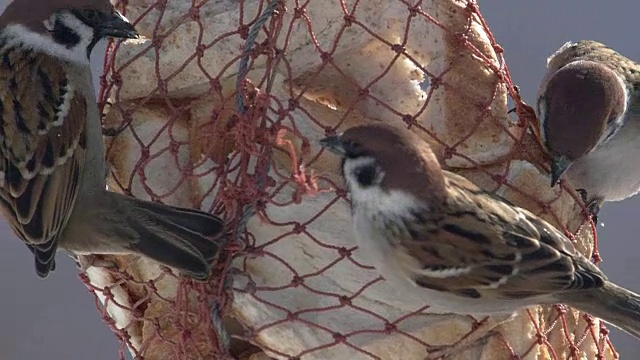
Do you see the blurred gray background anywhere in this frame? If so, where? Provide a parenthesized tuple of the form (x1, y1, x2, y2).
(1, 1, 638, 359)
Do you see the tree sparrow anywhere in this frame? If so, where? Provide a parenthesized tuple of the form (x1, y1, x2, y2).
(0, 0, 225, 280)
(537, 40, 640, 217)
(321, 123, 640, 358)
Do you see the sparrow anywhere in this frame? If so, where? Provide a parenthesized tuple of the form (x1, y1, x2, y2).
(0, 0, 225, 280)
(537, 40, 640, 217)
(320, 123, 640, 358)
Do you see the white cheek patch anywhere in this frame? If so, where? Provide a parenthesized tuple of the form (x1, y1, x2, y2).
(537, 98, 548, 144)
(595, 72, 629, 149)
(2, 13, 94, 66)
(43, 15, 55, 32)
(345, 164, 424, 220)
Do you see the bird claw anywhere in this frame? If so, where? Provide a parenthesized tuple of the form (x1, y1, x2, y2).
(425, 345, 456, 360)
(423, 315, 510, 360)
(587, 201, 600, 224)
(72, 254, 119, 272)
(425, 334, 493, 360)
(575, 188, 600, 223)
(576, 188, 589, 203)
(425, 346, 449, 360)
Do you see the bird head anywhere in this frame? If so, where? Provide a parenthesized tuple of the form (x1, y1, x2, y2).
(537, 59, 628, 186)
(0, 0, 139, 64)
(320, 124, 447, 208)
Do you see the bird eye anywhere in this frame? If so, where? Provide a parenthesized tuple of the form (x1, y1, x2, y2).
(72, 9, 101, 24)
(343, 140, 364, 158)
(84, 10, 98, 20)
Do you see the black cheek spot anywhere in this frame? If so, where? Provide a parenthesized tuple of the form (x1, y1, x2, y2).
(355, 165, 376, 187)
(52, 20, 81, 49)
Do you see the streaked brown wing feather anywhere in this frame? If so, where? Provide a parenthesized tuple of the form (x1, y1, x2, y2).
(0, 48, 87, 277)
(403, 171, 605, 299)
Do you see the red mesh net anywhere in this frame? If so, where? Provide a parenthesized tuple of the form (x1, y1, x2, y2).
(80, 0, 618, 359)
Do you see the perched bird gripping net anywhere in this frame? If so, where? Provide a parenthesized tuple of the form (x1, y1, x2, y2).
(82, 0, 618, 359)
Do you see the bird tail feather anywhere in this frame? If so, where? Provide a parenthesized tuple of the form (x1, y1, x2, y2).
(565, 282, 640, 339)
(108, 191, 225, 280)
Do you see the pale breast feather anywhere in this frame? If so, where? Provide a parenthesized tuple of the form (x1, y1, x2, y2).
(0, 45, 87, 277)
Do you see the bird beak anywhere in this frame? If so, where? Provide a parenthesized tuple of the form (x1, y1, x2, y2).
(96, 11, 139, 40)
(550, 155, 573, 187)
(319, 135, 346, 156)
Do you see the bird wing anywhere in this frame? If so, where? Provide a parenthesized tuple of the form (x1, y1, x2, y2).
(0, 48, 87, 277)
(401, 171, 606, 300)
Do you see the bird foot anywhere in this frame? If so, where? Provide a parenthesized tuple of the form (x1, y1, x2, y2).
(425, 332, 494, 360)
(71, 254, 119, 272)
(424, 314, 513, 360)
(575, 188, 600, 223)
(576, 188, 589, 204)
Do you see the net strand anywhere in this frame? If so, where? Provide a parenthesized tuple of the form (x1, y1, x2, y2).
(85, 1, 614, 359)
(206, 0, 283, 356)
